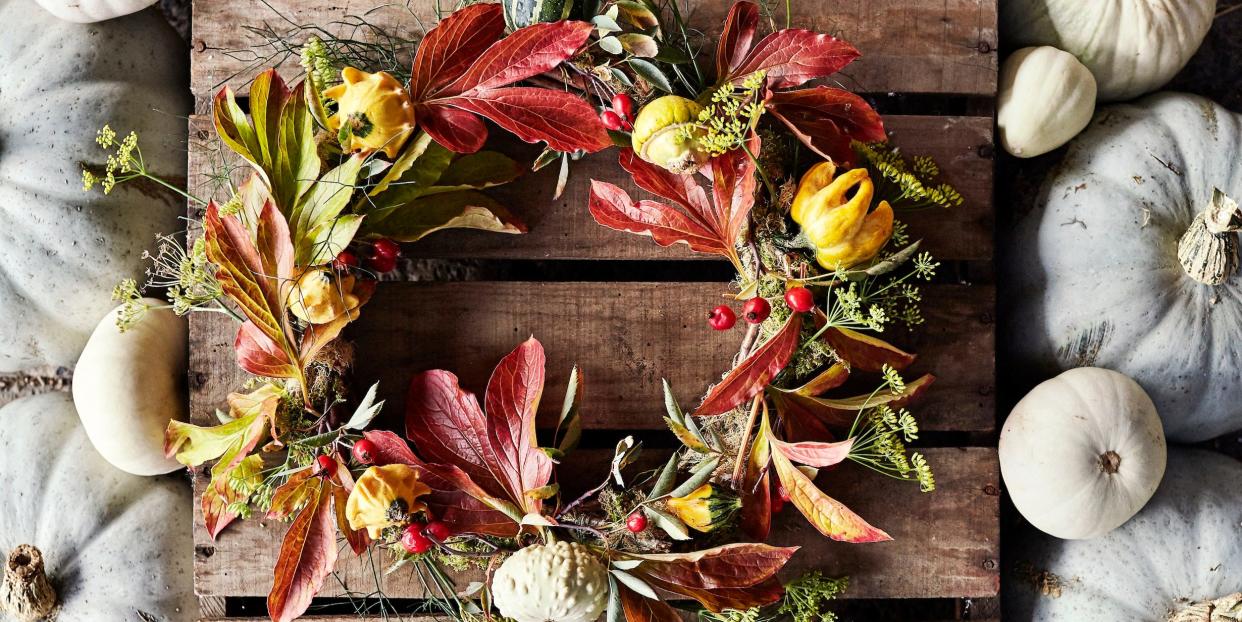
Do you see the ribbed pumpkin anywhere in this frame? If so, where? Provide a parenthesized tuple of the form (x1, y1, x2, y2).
(1005, 449, 1242, 621)
(0, 0, 190, 372)
(1005, 93, 1242, 443)
(0, 392, 195, 620)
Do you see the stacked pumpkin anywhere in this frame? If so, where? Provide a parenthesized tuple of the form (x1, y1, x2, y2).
(1000, 14, 1242, 619)
(0, 1, 195, 620)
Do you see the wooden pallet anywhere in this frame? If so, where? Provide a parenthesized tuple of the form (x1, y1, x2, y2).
(186, 0, 999, 619)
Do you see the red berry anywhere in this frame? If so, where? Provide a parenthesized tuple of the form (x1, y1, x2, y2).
(776, 483, 791, 502)
(600, 109, 624, 131)
(626, 512, 648, 533)
(312, 455, 337, 478)
(372, 238, 401, 259)
(332, 250, 358, 271)
(742, 297, 771, 324)
(784, 286, 815, 313)
(424, 520, 452, 541)
(771, 494, 786, 514)
(708, 305, 737, 330)
(351, 439, 377, 465)
(611, 93, 635, 119)
(368, 252, 398, 273)
(400, 523, 434, 554)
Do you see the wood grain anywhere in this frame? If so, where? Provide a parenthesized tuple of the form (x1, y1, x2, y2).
(189, 0, 996, 102)
(192, 447, 998, 601)
(187, 115, 994, 261)
(188, 281, 994, 433)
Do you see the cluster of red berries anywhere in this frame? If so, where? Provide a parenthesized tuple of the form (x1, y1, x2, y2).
(400, 518, 453, 554)
(333, 238, 402, 274)
(600, 93, 635, 131)
(707, 286, 815, 331)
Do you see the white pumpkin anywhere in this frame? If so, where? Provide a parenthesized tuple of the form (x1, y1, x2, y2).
(491, 541, 609, 622)
(1005, 93, 1242, 443)
(73, 300, 187, 476)
(998, 46, 1097, 158)
(1001, 0, 1215, 101)
(0, 392, 195, 620)
(1000, 367, 1166, 540)
(1005, 448, 1242, 621)
(33, 0, 156, 22)
(0, 0, 190, 373)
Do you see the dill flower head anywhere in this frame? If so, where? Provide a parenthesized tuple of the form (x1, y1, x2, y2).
(690, 71, 767, 158)
(853, 141, 965, 210)
(83, 125, 143, 195)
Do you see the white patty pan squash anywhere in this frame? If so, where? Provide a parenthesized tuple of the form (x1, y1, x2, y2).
(1000, 367, 1166, 540)
(998, 46, 1096, 158)
(0, 392, 195, 620)
(1005, 449, 1242, 622)
(1006, 93, 1242, 443)
(0, 0, 190, 373)
(1002, 0, 1215, 101)
(491, 541, 609, 622)
(33, 0, 157, 22)
(73, 301, 187, 476)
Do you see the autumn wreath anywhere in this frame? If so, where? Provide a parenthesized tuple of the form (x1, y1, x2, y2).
(90, 2, 962, 621)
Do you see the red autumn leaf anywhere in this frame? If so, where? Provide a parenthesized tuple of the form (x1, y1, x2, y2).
(769, 389, 837, 442)
(267, 479, 339, 622)
(266, 469, 316, 521)
(770, 431, 890, 543)
(619, 585, 682, 622)
(589, 145, 758, 271)
(770, 437, 853, 468)
(694, 312, 802, 417)
(716, 1, 759, 79)
(765, 87, 887, 166)
(729, 29, 860, 89)
(625, 543, 796, 612)
(409, 3, 506, 99)
(235, 320, 296, 378)
(201, 480, 241, 541)
(332, 482, 370, 555)
(409, 4, 609, 153)
(819, 323, 916, 372)
(362, 430, 520, 536)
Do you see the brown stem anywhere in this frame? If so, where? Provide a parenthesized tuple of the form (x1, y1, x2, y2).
(1, 545, 57, 622)
(1098, 450, 1121, 475)
(731, 396, 764, 484)
(734, 322, 760, 367)
(1178, 188, 1242, 285)
(1168, 592, 1242, 622)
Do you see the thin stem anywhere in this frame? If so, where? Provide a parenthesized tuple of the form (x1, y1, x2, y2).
(142, 171, 208, 206)
(740, 140, 777, 203)
(730, 395, 763, 483)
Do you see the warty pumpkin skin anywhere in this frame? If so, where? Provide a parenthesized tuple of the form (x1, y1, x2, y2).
(1004, 449, 1242, 622)
(1005, 93, 1242, 443)
(0, 0, 190, 373)
(0, 392, 195, 620)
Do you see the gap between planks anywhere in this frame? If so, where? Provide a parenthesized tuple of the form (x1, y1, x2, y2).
(188, 0, 997, 107)
(188, 281, 995, 434)
(186, 115, 995, 262)
(191, 447, 999, 602)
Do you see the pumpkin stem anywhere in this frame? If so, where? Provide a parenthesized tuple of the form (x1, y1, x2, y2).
(0, 545, 57, 621)
(1098, 450, 1122, 474)
(1168, 592, 1242, 622)
(1178, 188, 1242, 285)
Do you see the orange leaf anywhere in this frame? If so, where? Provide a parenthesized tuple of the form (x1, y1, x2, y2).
(619, 585, 681, 622)
(266, 469, 315, 520)
(819, 324, 915, 373)
(267, 479, 339, 622)
(694, 312, 803, 417)
(766, 414, 890, 543)
(739, 406, 772, 540)
(625, 543, 796, 611)
(792, 362, 849, 396)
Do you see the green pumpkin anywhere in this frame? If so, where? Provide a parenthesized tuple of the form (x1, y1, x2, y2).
(503, 0, 573, 30)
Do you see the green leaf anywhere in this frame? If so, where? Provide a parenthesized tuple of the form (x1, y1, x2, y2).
(664, 416, 711, 453)
(611, 436, 641, 486)
(648, 452, 680, 498)
(615, 1, 660, 33)
(302, 213, 364, 266)
(363, 190, 525, 242)
(667, 456, 720, 498)
(618, 33, 658, 58)
(610, 67, 635, 88)
(370, 132, 440, 197)
(643, 506, 692, 541)
(592, 14, 622, 32)
(662, 379, 685, 425)
(653, 45, 692, 64)
(606, 576, 623, 622)
(291, 156, 365, 265)
(610, 570, 658, 600)
(437, 151, 523, 189)
(628, 58, 673, 93)
(343, 382, 384, 430)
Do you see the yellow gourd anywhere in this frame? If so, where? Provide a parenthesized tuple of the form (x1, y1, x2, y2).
(287, 267, 362, 325)
(345, 464, 430, 538)
(630, 95, 708, 174)
(666, 484, 740, 532)
(323, 67, 416, 158)
(791, 162, 894, 270)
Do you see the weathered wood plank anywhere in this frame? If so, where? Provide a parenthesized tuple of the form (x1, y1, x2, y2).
(187, 115, 994, 261)
(189, 0, 996, 101)
(192, 446, 998, 600)
(188, 281, 995, 433)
